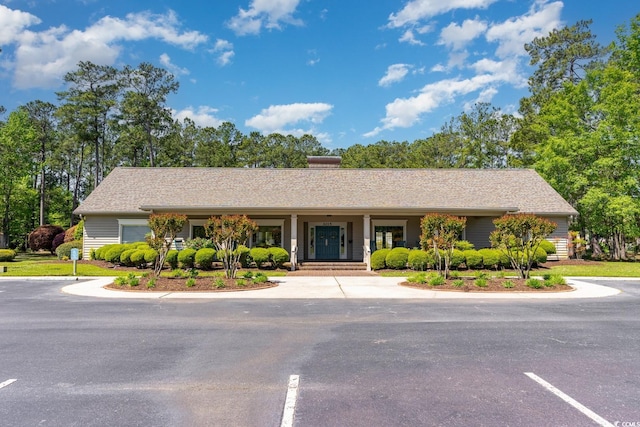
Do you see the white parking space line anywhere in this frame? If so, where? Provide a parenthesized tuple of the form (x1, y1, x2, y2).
(0, 379, 17, 389)
(281, 375, 300, 427)
(525, 372, 614, 427)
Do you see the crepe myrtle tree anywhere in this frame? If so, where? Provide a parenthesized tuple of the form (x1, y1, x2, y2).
(490, 213, 557, 279)
(204, 215, 257, 279)
(420, 213, 467, 279)
(147, 213, 187, 277)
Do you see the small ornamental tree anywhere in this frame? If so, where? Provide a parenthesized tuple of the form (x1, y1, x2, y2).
(490, 213, 557, 279)
(420, 213, 467, 278)
(204, 215, 258, 279)
(147, 213, 187, 277)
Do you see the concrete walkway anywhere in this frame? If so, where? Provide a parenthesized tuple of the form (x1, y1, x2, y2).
(49, 276, 623, 300)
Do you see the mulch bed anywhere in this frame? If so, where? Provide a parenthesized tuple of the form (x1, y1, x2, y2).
(400, 277, 573, 293)
(105, 276, 277, 292)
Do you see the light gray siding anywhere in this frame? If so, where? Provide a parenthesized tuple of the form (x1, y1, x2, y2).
(465, 217, 496, 249)
(546, 216, 570, 260)
(82, 216, 120, 259)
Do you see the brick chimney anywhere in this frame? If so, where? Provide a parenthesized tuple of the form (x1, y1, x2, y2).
(306, 156, 342, 168)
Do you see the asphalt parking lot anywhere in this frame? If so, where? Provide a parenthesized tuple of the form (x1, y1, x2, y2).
(0, 278, 639, 426)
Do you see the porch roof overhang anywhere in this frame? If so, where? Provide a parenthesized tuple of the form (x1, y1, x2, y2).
(137, 205, 524, 217)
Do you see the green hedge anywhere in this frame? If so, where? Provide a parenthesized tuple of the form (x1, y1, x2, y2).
(177, 248, 197, 268)
(478, 248, 501, 269)
(195, 248, 217, 270)
(56, 240, 82, 259)
(143, 249, 158, 263)
(371, 248, 390, 270)
(539, 240, 556, 255)
(119, 249, 137, 266)
(450, 249, 465, 269)
(166, 250, 179, 269)
(385, 247, 410, 269)
(268, 247, 289, 268)
(249, 247, 270, 267)
(0, 249, 16, 262)
(408, 249, 430, 270)
(463, 249, 482, 269)
(130, 250, 146, 267)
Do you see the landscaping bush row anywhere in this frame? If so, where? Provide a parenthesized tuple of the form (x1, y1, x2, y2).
(92, 242, 290, 270)
(0, 249, 16, 262)
(372, 246, 549, 271)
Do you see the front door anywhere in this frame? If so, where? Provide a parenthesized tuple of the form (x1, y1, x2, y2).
(315, 226, 340, 260)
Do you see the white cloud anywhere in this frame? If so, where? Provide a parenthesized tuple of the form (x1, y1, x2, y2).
(211, 39, 235, 66)
(173, 106, 224, 128)
(379, 64, 411, 87)
(399, 29, 424, 46)
(463, 86, 498, 110)
(388, 0, 499, 28)
(0, 4, 40, 45)
(438, 18, 487, 51)
(486, 0, 563, 58)
(365, 67, 520, 137)
(3, 7, 208, 89)
(159, 53, 189, 75)
(227, 0, 303, 36)
(245, 102, 333, 134)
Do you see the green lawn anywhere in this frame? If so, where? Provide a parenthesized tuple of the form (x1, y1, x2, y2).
(0, 257, 289, 278)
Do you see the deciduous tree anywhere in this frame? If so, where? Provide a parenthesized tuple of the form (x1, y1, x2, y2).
(204, 215, 257, 279)
(490, 214, 556, 278)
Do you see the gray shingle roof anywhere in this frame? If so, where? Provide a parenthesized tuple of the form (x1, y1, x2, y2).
(74, 167, 578, 216)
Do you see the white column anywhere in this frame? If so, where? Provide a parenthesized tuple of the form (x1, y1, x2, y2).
(363, 214, 371, 271)
(290, 214, 298, 271)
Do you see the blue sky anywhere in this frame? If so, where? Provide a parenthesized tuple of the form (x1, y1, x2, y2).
(0, 1, 636, 149)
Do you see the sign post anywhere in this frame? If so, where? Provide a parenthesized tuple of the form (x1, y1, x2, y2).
(70, 248, 79, 276)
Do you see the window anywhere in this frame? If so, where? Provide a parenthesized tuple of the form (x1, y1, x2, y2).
(371, 220, 406, 251)
(251, 220, 284, 248)
(192, 225, 207, 239)
(118, 219, 150, 244)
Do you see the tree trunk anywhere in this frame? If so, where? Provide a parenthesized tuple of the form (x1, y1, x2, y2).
(590, 236, 604, 259)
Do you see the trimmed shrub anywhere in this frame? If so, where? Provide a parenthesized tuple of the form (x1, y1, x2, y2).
(450, 249, 465, 269)
(195, 248, 217, 270)
(268, 247, 289, 269)
(52, 232, 66, 252)
(177, 248, 197, 268)
(249, 247, 270, 268)
(371, 248, 391, 270)
(73, 220, 84, 241)
(0, 249, 16, 262)
(143, 249, 158, 264)
(408, 249, 430, 271)
(533, 247, 548, 265)
(478, 248, 501, 269)
(55, 241, 83, 260)
(120, 249, 137, 266)
(185, 237, 215, 251)
(236, 245, 251, 268)
(463, 249, 483, 269)
(165, 250, 179, 269)
(105, 246, 127, 264)
(130, 250, 147, 267)
(539, 239, 556, 255)
(385, 247, 410, 269)
(455, 240, 475, 251)
(28, 225, 64, 253)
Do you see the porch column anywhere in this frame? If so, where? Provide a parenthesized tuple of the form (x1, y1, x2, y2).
(290, 214, 298, 271)
(363, 214, 371, 271)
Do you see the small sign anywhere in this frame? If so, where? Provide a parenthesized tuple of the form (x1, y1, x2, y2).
(70, 248, 79, 261)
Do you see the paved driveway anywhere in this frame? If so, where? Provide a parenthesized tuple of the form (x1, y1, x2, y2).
(0, 278, 638, 426)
